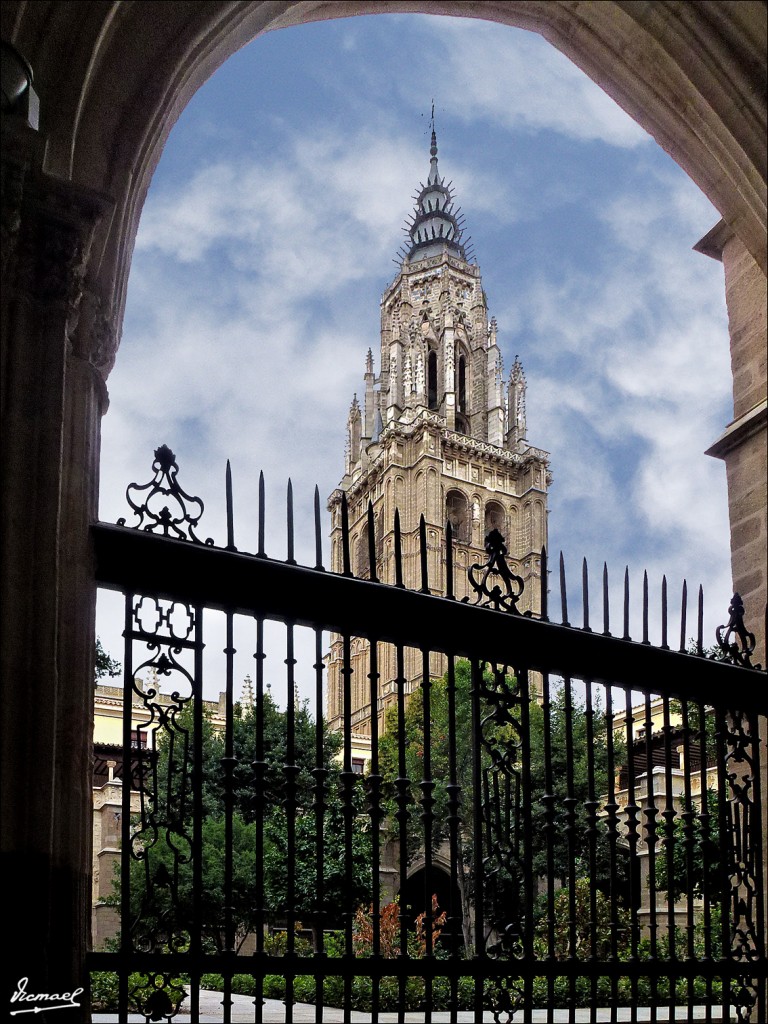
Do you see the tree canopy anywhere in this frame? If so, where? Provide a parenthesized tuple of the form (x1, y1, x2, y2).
(95, 637, 121, 682)
(119, 692, 372, 952)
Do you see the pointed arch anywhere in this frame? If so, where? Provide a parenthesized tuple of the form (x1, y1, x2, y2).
(446, 488, 470, 543)
(457, 353, 467, 413)
(485, 499, 506, 539)
(427, 349, 438, 410)
(533, 499, 546, 552)
(523, 501, 535, 553)
(3, 3, 765, 999)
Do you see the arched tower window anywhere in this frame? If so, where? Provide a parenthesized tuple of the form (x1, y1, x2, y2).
(355, 514, 383, 578)
(458, 355, 467, 412)
(427, 350, 438, 410)
(446, 490, 470, 544)
(376, 509, 384, 559)
(485, 500, 506, 539)
(356, 524, 371, 579)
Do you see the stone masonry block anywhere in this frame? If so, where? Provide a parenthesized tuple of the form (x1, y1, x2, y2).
(732, 515, 763, 550)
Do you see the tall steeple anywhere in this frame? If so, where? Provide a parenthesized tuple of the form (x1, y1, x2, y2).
(327, 124, 551, 741)
(337, 124, 532, 467)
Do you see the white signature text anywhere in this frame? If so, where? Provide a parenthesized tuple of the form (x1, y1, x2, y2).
(10, 977, 84, 1015)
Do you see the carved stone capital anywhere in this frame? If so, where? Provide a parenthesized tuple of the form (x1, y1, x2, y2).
(73, 284, 120, 384)
(12, 174, 114, 335)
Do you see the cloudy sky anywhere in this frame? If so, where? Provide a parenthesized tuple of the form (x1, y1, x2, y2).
(97, 13, 734, 703)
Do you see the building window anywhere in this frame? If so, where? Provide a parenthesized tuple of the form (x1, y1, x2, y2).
(485, 501, 505, 539)
(356, 525, 370, 578)
(356, 514, 383, 578)
(446, 490, 470, 543)
(427, 350, 438, 409)
(130, 729, 148, 749)
(376, 509, 384, 560)
(458, 354, 467, 412)
(351, 758, 365, 775)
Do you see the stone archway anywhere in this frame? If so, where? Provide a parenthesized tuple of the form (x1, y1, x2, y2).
(1, 2, 765, 1011)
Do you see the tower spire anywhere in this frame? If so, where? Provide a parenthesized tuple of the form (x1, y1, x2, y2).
(428, 100, 439, 185)
(402, 116, 468, 264)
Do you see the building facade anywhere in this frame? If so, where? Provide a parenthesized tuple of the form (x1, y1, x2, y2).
(326, 131, 551, 745)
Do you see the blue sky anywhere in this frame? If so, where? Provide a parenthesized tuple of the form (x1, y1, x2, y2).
(97, 13, 733, 701)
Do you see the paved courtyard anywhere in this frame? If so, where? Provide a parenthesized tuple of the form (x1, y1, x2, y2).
(91, 988, 729, 1022)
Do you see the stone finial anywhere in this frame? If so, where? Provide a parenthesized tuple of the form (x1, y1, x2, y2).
(510, 354, 525, 383)
(506, 356, 527, 446)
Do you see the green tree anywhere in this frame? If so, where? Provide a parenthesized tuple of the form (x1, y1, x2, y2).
(653, 787, 720, 904)
(536, 877, 631, 961)
(118, 694, 372, 952)
(527, 687, 618, 885)
(95, 637, 121, 682)
(124, 811, 259, 953)
(202, 692, 341, 820)
(656, 697, 722, 950)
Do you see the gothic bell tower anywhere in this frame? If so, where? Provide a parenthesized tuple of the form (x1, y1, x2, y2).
(326, 129, 551, 743)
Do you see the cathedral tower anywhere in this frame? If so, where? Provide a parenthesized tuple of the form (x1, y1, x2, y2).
(326, 129, 551, 745)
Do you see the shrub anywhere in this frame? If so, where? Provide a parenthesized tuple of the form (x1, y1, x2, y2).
(91, 970, 187, 1013)
(231, 974, 256, 996)
(263, 974, 285, 1000)
(91, 971, 120, 1011)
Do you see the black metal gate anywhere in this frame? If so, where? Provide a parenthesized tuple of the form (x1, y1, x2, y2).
(89, 445, 767, 1022)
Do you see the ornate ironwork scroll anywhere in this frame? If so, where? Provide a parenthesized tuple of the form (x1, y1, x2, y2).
(720, 706, 764, 1023)
(128, 972, 186, 1022)
(486, 975, 525, 1024)
(128, 596, 197, 958)
(466, 529, 525, 613)
(118, 444, 213, 544)
(712, 595, 765, 1023)
(477, 663, 526, 961)
(715, 592, 759, 669)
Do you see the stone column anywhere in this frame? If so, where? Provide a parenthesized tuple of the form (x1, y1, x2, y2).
(0, 124, 114, 1008)
(696, 220, 767, 666)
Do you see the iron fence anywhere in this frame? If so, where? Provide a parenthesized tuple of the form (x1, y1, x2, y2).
(89, 445, 767, 1023)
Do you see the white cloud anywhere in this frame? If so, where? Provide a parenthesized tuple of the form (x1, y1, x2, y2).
(137, 124, 514, 303)
(415, 16, 650, 149)
(497, 166, 732, 643)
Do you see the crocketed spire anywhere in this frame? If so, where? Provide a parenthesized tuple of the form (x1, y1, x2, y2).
(398, 127, 470, 264)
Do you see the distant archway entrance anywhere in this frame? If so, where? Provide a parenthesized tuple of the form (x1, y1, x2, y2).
(400, 863, 461, 952)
